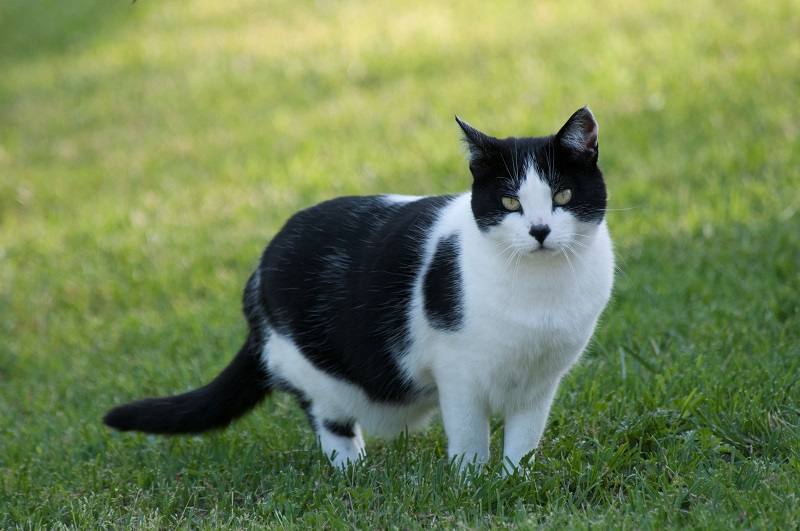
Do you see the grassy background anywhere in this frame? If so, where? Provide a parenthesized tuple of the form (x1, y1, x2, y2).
(1, 0, 799, 528)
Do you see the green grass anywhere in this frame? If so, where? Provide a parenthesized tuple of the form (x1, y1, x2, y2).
(2, 0, 799, 528)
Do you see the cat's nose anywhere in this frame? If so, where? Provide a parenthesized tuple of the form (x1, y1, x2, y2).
(529, 224, 551, 244)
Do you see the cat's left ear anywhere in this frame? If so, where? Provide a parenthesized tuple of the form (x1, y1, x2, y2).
(556, 107, 599, 163)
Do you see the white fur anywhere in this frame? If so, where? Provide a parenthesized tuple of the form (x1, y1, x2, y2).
(383, 194, 426, 203)
(316, 422, 366, 466)
(262, 168, 614, 469)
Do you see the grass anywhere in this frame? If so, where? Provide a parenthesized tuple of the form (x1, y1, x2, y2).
(1, 0, 798, 528)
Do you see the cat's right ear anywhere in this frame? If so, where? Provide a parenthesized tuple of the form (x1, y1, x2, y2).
(555, 107, 599, 163)
(455, 116, 498, 167)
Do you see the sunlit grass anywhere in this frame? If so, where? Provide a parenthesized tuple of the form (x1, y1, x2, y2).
(1, 0, 799, 528)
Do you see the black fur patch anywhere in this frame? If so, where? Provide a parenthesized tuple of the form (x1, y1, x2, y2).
(423, 234, 464, 331)
(260, 195, 455, 404)
(323, 419, 356, 438)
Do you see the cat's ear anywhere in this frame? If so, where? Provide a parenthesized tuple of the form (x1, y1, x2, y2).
(556, 107, 599, 162)
(455, 116, 499, 166)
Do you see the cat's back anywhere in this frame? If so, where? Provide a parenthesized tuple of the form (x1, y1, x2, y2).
(262, 194, 456, 273)
(257, 193, 458, 402)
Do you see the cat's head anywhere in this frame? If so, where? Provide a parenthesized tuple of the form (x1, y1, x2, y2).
(456, 107, 607, 256)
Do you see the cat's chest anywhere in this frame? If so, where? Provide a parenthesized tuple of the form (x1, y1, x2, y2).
(464, 253, 601, 331)
(411, 256, 600, 369)
(463, 273, 592, 363)
(446, 272, 598, 411)
(453, 247, 607, 372)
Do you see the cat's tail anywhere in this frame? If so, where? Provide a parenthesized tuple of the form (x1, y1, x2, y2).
(103, 330, 271, 434)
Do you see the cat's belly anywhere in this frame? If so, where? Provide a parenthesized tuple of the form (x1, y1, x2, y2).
(264, 314, 594, 437)
(264, 332, 440, 437)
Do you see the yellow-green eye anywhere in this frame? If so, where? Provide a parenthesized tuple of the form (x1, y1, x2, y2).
(501, 196, 521, 211)
(553, 189, 572, 206)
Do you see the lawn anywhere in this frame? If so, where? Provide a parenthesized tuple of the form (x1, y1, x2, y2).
(1, 0, 799, 528)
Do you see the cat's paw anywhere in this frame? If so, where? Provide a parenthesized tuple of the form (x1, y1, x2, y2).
(500, 451, 536, 478)
(329, 449, 366, 470)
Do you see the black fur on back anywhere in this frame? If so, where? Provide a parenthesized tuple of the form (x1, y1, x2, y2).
(260, 195, 455, 404)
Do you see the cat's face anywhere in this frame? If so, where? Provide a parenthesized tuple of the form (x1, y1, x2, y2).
(458, 108, 607, 257)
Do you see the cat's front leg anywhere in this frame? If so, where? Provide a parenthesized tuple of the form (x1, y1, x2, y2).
(438, 385, 490, 469)
(501, 384, 558, 474)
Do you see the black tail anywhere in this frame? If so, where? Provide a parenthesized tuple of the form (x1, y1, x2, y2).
(103, 332, 271, 434)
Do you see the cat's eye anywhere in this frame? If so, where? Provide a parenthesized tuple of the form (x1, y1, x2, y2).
(553, 189, 572, 206)
(501, 196, 522, 212)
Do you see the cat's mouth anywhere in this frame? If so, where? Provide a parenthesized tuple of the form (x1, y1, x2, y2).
(530, 244, 557, 255)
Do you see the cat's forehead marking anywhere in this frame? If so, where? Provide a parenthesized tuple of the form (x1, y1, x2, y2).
(517, 161, 553, 220)
(521, 157, 542, 184)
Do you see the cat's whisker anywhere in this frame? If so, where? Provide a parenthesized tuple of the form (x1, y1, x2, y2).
(494, 241, 516, 259)
(510, 247, 524, 297)
(496, 249, 514, 268)
(605, 206, 640, 212)
(512, 138, 521, 185)
(563, 242, 592, 272)
(564, 236, 591, 250)
(613, 250, 632, 271)
(614, 263, 635, 288)
(497, 243, 520, 280)
(560, 248, 578, 285)
(609, 239, 632, 251)
(509, 249, 524, 286)
(500, 254, 516, 281)
(566, 242, 591, 255)
(560, 231, 594, 245)
(500, 153, 515, 184)
(545, 146, 564, 192)
(612, 252, 635, 288)
(561, 234, 593, 256)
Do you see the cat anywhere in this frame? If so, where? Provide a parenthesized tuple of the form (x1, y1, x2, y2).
(103, 107, 614, 472)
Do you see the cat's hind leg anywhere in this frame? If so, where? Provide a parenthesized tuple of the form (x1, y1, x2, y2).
(315, 417, 365, 467)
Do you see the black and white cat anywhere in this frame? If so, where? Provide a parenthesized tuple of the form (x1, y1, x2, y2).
(104, 107, 614, 471)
